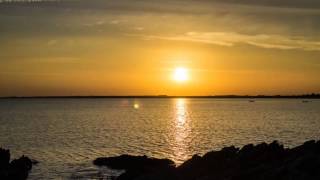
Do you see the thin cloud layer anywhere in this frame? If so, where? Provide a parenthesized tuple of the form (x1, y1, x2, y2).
(1, 0, 320, 8)
(1, 0, 320, 51)
(0, 0, 319, 51)
(134, 32, 320, 51)
(1, 0, 320, 14)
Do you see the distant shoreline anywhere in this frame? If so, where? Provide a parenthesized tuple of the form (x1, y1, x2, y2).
(1, 94, 320, 99)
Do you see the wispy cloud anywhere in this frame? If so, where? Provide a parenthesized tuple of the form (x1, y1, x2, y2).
(1, 0, 320, 51)
(1, 0, 320, 9)
(130, 32, 320, 51)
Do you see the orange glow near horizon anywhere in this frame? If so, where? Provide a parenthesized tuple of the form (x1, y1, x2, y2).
(0, 42, 319, 97)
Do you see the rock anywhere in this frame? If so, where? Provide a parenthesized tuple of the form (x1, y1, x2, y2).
(0, 148, 10, 168)
(9, 156, 33, 180)
(0, 148, 33, 180)
(94, 155, 175, 180)
(94, 154, 175, 170)
(94, 140, 320, 180)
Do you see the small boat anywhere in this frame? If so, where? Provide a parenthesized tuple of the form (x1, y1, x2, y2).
(249, 100, 255, 103)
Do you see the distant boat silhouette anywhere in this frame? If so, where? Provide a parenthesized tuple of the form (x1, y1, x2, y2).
(249, 100, 255, 102)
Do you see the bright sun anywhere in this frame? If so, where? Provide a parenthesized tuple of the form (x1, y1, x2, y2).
(173, 67, 188, 82)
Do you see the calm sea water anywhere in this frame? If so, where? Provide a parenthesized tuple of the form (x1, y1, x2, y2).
(0, 98, 320, 179)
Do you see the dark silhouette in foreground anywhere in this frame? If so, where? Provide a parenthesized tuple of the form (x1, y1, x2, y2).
(0, 148, 34, 180)
(94, 140, 320, 180)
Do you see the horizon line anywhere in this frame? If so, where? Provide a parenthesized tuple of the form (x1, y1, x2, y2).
(0, 94, 320, 99)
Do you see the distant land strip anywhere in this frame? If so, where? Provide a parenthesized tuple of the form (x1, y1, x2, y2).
(1, 94, 320, 99)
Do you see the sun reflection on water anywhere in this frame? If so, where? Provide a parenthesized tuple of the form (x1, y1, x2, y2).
(173, 98, 190, 163)
(176, 99, 187, 128)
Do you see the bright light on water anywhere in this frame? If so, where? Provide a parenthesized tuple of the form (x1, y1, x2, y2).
(174, 98, 190, 162)
(134, 103, 140, 109)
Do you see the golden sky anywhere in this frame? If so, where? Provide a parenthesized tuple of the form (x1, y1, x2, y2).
(0, 0, 320, 96)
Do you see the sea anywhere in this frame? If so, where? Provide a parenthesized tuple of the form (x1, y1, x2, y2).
(0, 98, 319, 179)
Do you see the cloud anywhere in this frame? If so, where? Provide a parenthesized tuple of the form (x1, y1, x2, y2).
(1, 0, 319, 10)
(130, 32, 320, 51)
(1, 0, 319, 16)
(0, 0, 319, 49)
(212, 0, 320, 9)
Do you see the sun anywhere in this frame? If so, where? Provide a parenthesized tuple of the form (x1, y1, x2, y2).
(173, 67, 188, 82)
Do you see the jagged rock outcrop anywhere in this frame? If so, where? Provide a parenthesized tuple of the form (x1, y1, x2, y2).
(94, 140, 320, 180)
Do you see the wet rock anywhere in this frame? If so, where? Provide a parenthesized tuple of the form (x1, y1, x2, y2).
(0, 148, 33, 180)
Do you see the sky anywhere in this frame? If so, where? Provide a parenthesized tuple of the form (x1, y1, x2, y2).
(0, 0, 319, 96)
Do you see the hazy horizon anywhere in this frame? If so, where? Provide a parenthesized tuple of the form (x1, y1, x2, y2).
(1, 93, 320, 98)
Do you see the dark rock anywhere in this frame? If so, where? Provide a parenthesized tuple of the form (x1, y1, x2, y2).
(0, 148, 33, 180)
(0, 148, 10, 168)
(94, 154, 175, 170)
(94, 140, 320, 180)
(94, 154, 175, 180)
(9, 156, 32, 180)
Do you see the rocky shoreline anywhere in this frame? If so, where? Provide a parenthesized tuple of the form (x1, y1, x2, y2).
(2, 140, 320, 179)
(94, 140, 320, 180)
(0, 148, 34, 180)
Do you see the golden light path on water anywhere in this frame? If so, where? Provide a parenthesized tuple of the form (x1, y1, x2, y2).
(173, 98, 191, 163)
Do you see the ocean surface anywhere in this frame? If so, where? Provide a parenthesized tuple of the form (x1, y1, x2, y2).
(0, 98, 320, 179)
